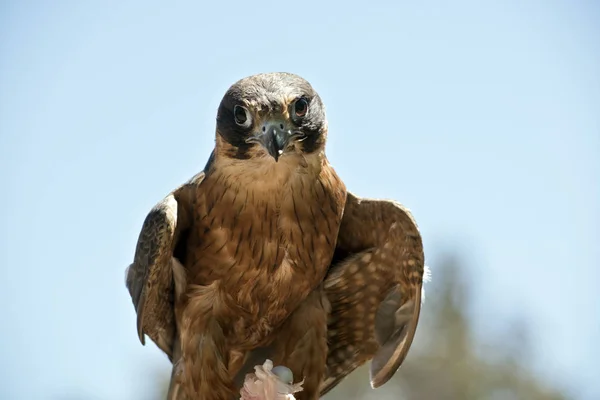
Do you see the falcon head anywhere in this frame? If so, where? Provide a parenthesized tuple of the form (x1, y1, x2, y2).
(214, 72, 327, 162)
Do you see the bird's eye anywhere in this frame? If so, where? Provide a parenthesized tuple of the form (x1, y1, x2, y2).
(234, 105, 251, 127)
(292, 98, 309, 118)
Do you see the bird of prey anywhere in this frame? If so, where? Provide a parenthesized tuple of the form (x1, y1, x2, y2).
(125, 72, 426, 400)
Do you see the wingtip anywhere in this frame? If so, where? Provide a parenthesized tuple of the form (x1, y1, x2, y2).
(369, 327, 409, 389)
(369, 289, 422, 389)
(369, 365, 388, 389)
(137, 329, 146, 346)
(136, 291, 146, 346)
(369, 377, 383, 390)
(137, 319, 146, 346)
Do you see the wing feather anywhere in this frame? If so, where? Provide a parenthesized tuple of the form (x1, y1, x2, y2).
(320, 192, 427, 395)
(125, 173, 202, 360)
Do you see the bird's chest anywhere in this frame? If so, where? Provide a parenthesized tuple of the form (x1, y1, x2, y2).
(191, 194, 335, 288)
(186, 181, 342, 329)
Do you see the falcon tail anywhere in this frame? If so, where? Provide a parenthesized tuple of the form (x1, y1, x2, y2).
(369, 284, 422, 388)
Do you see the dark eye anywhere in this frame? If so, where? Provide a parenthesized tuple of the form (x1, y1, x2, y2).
(293, 98, 309, 118)
(234, 105, 251, 127)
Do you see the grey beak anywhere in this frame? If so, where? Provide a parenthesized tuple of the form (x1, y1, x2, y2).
(259, 120, 292, 161)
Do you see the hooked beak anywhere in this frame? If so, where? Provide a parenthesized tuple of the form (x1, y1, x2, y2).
(247, 120, 302, 161)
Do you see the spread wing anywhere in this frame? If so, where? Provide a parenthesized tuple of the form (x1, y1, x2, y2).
(124, 173, 202, 361)
(320, 192, 426, 395)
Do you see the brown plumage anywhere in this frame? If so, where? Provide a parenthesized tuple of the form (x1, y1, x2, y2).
(125, 72, 426, 400)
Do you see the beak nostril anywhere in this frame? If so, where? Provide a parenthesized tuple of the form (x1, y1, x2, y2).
(255, 120, 292, 161)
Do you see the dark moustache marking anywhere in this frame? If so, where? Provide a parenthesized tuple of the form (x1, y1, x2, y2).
(299, 130, 324, 154)
(216, 102, 253, 160)
(289, 93, 326, 155)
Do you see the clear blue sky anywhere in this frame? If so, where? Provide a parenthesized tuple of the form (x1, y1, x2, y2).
(1, 1, 598, 399)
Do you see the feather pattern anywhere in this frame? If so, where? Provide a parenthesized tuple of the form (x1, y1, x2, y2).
(124, 72, 426, 400)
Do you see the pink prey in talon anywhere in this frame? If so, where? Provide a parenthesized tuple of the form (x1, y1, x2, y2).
(239, 360, 303, 400)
